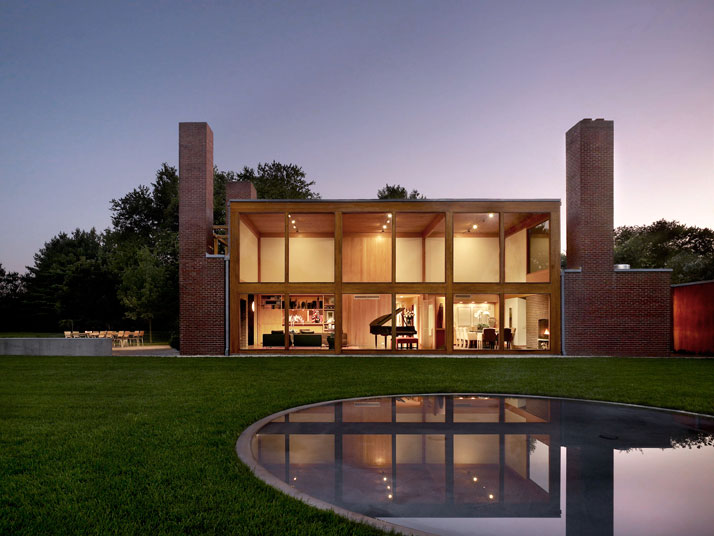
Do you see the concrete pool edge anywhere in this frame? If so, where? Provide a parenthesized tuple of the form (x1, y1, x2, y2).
(235, 393, 714, 535)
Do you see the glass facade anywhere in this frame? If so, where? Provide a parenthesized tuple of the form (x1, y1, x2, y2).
(231, 203, 558, 354)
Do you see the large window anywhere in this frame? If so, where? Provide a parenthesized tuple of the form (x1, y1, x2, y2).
(453, 294, 500, 351)
(239, 293, 285, 350)
(342, 294, 392, 349)
(288, 214, 334, 282)
(288, 294, 334, 351)
(395, 294, 446, 351)
(504, 294, 551, 350)
(396, 213, 445, 282)
(238, 213, 285, 282)
(454, 213, 499, 282)
(343, 213, 392, 282)
(504, 213, 550, 282)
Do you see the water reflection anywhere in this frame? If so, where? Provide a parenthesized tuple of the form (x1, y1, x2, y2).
(250, 395, 714, 536)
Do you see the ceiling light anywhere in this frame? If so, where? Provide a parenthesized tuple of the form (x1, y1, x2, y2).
(472, 224, 478, 230)
(488, 213, 494, 218)
(291, 220, 296, 224)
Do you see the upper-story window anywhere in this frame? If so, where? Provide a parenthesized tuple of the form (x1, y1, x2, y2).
(396, 213, 445, 282)
(504, 213, 550, 282)
(342, 213, 392, 282)
(453, 213, 500, 282)
(239, 213, 285, 282)
(288, 213, 334, 282)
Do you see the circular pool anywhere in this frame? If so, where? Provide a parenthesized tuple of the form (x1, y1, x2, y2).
(237, 395, 714, 535)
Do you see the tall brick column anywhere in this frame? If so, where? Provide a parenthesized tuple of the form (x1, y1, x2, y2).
(563, 119, 671, 356)
(179, 123, 225, 355)
(566, 119, 614, 271)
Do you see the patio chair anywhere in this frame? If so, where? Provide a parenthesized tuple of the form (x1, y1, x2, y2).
(64, 331, 72, 339)
(136, 331, 144, 345)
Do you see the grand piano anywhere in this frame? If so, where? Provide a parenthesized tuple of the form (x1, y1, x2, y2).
(369, 307, 417, 348)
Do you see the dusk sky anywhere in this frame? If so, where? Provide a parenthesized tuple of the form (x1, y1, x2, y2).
(1, 0, 712, 273)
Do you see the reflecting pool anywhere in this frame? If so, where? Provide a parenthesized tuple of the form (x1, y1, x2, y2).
(247, 395, 714, 536)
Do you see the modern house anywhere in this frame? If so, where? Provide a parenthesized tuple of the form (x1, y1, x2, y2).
(178, 119, 672, 356)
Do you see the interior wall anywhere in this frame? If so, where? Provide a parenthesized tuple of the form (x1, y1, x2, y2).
(525, 294, 550, 349)
(343, 235, 391, 282)
(505, 297, 527, 346)
(504, 435, 527, 479)
(260, 237, 284, 282)
(453, 435, 499, 464)
(425, 237, 445, 282)
(396, 434, 445, 464)
(454, 237, 499, 282)
(290, 435, 334, 464)
(396, 237, 422, 282)
(258, 308, 283, 340)
(505, 230, 527, 282)
(289, 237, 334, 282)
(342, 294, 392, 348)
(239, 220, 258, 282)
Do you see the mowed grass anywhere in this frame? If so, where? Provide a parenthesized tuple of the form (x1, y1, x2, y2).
(1, 356, 713, 535)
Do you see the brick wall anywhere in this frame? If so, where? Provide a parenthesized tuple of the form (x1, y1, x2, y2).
(563, 119, 671, 356)
(179, 122, 225, 355)
(525, 294, 550, 349)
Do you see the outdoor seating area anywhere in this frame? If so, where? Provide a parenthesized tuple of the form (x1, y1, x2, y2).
(63, 330, 144, 347)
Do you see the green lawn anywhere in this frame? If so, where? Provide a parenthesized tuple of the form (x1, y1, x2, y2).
(1, 356, 713, 535)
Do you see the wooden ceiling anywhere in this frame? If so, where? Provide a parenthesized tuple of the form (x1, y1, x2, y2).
(453, 213, 499, 236)
(453, 294, 500, 304)
(239, 211, 549, 237)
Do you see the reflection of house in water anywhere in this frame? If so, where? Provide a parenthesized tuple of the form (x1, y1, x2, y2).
(251, 396, 714, 536)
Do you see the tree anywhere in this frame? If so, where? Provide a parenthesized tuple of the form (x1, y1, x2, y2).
(23, 229, 122, 330)
(118, 246, 168, 342)
(0, 263, 26, 331)
(107, 164, 181, 333)
(110, 163, 179, 241)
(213, 162, 320, 223)
(377, 184, 426, 199)
(614, 220, 714, 284)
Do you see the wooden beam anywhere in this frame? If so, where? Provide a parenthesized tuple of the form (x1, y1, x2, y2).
(335, 212, 342, 354)
(229, 206, 240, 354)
(445, 211, 454, 353)
(422, 213, 445, 238)
(240, 214, 260, 238)
(504, 213, 549, 237)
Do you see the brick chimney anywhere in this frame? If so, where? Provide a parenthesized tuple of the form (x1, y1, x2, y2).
(178, 122, 224, 355)
(179, 123, 214, 258)
(566, 118, 614, 272)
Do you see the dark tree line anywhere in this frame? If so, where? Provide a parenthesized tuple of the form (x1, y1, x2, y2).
(0, 162, 320, 336)
(614, 220, 714, 284)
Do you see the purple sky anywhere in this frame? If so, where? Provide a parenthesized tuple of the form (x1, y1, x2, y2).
(2, 1, 713, 273)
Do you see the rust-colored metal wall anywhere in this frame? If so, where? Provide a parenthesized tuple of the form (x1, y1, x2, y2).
(672, 281, 714, 354)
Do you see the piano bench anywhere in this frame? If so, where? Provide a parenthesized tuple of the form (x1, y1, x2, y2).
(396, 337, 419, 350)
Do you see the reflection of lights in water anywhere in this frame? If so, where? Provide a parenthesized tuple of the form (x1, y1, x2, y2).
(293, 477, 297, 481)
(387, 485, 391, 489)
(388, 494, 393, 499)
(489, 493, 494, 500)
(383, 476, 388, 481)
(472, 476, 478, 482)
